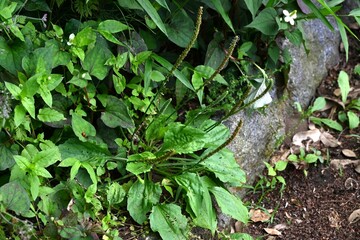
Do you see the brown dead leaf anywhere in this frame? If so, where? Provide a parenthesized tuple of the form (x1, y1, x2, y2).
(330, 159, 360, 170)
(250, 209, 271, 222)
(355, 164, 360, 174)
(348, 209, 360, 224)
(264, 228, 282, 236)
(328, 209, 341, 228)
(292, 129, 321, 146)
(333, 88, 341, 97)
(274, 223, 288, 230)
(320, 132, 341, 147)
(342, 149, 357, 158)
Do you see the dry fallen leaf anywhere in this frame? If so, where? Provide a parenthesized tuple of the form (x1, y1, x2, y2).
(348, 209, 360, 224)
(250, 209, 272, 222)
(274, 223, 288, 230)
(328, 209, 341, 228)
(342, 149, 357, 158)
(330, 159, 360, 170)
(356, 164, 360, 174)
(292, 129, 321, 146)
(264, 228, 282, 236)
(320, 132, 341, 147)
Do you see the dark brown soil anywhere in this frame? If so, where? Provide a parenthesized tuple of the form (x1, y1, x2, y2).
(242, 25, 360, 240)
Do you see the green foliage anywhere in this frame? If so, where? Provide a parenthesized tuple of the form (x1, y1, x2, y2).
(0, 0, 358, 239)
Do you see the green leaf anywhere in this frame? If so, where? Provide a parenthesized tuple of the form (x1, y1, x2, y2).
(304, 154, 318, 163)
(5, 82, 21, 99)
(246, 8, 278, 35)
(136, 0, 168, 36)
(82, 162, 97, 185)
(209, 186, 249, 224)
(21, 96, 35, 118)
(98, 20, 130, 33)
(150, 204, 188, 240)
(38, 108, 66, 122)
(275, 160, 288, 171)
(71, 113, 96, 142)
(107, 182, 126, 205)
(285, 29, 303, 47)
(0, 37, 28, 75)
(112, 74, 126, 94)
(73, 27, 96, 47)
(0, 145, 16, 170)
(99, 95, 134, 128)
(154, 0, 170, 11)
(309, 97, 326, 113)
(58, 157, 78, 167)
(33, 146, 61, 168)
(33, 167, 53, 178)
(127, 179, 162, 224)
(70, 161, 81, 180)
(200, 120, 230, 147)
(29, 173, 40, 200)
(58, 139, 110, 162)
(174, 173, 217, 233)
(194, 65, 228, 86)
(338, 70, 350, 103)
(301, 0, 334, 30)
(244, 0, 262, 19)
(264, 162, 276, 176)
(151, 54, 194, 91)
(14, 105, 26, 127)
(126, 152, 155, 175)
(201, 149, 246, 186)
(150, 70, 166, 82)
(310, 117, 343, 131)
(82, 37, 112, 80)
(165, 8, 194, 47)
(0, 181, 30, 214)
(161, 123, 206, 154)
(38, 85, 53, 107)
(348, 111, 359, 129)
(209, 0, 235, 32)
(14, 155, 31, 171)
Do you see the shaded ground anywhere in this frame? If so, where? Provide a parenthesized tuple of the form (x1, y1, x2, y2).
(242, 26, 360, 240)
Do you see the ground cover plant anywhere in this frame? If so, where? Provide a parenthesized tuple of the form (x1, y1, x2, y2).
(0, 0, 359, 239)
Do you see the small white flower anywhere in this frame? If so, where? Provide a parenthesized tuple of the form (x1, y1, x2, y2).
(283, 10, 297, 25)
(67, 33, 75, 46)
(81, 73, 86, 78)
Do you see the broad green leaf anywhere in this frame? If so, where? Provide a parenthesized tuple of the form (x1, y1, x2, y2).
(82, 162, 97, 184)
(0, 145, 16, 170)
(174, 173, 217, 233)
(70, 161, 81, 180)
(58, 139, 110, 162)
(246, 8, 278, 35)
(150, 70, 165, 82)
(33, 146, 61, 168)
(127, 179, 162, 224)
(209, 0, 235, 32)
(338, 71, 350, 103)
(285, 29, 303, 47)
(154, 0, 170, 11)
(0, 37, 28, 75)
(98, 30, 124, 45)
(136, 0, 168, 36)
(348, 111, 359, 129)
(33, 167, 53, 178)
(84, 184, 97, 203)
(21, 96, 35, 118)
(201, 149, 246, 186)
(14, 105, 26, 127)
(305, 154, 318, 163)
(209, 186, 249, 224)
(275, 160, 288, 171)
(73, 27, 96, 47)
(126, 152, 155, 175)
(112, 74, 126, 94)
(192, 71, 203, 91)
(264, 162, 276, 176)
(98, 20, 130, 33)
(150, 204, 188, 240)
(161, 123, 206, 154)
(58, 157, 78, 167)
(0, 181, 30, 214)
(165, 8, 194, 48)
(29, 173, 40, 200)
(14, 155, 31, 171)
(38, 85, 52, 107)
(82, 37, 112, 80)
(204, 34, 226, 70)
(200, 120, 229, 147)
(116, 0, 142, 10)
(71, 113, 96, 142)
(310, 97, 326, 113)
(38, 108, 66, 122)
(310, 117, 343, 131)
(107, 182, 126, 205)
(145, 115, 172, 142)
(244, 0, 262, 19)
(194, 65, 228, 86)
(99, 95, 134, 128)
(4, 82, 21, 99)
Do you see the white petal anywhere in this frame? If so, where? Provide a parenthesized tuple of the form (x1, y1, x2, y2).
(283, 10, 290, 17)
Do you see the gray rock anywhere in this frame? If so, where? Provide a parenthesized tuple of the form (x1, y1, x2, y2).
(217, 16, 342, 231)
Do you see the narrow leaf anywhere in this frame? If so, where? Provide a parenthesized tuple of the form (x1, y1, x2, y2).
(136, 0, 168, 36)
(338, 70, 350, 103)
